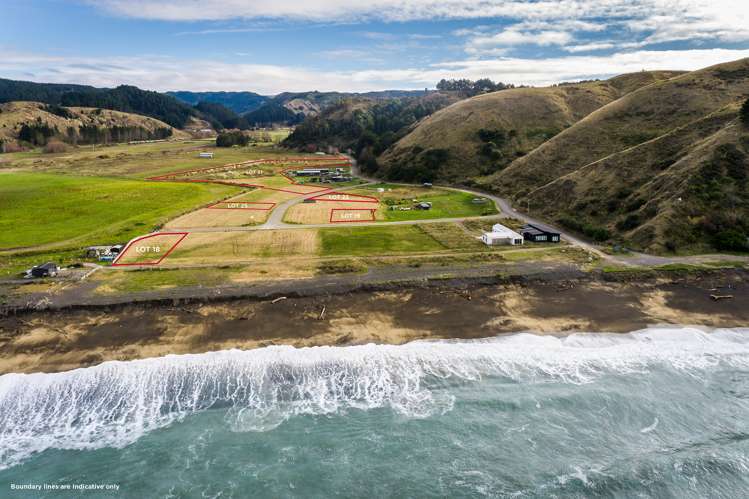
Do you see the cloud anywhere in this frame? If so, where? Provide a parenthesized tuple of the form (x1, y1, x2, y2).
(564, 42, 617, 53)
(2, 48, 748, 93)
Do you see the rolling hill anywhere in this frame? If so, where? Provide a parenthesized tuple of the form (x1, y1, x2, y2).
(378, 71, 683, 183)
(478, 58, 749, 253)
(0, 101, 188, 148)
(0, 78, 197, 128)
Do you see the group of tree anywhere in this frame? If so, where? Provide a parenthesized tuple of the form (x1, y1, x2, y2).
(16, 117, 172, 147)
(741, 97, 749, 126)
(435, 78, 515, 97)
(216, 130, 250, 147)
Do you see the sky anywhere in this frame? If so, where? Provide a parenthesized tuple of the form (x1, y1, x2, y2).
(2, 0, 749, 95)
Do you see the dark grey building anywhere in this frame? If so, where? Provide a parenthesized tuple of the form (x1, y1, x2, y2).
(521, 223, 561, 243)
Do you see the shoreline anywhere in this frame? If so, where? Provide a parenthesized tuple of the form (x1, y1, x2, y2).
(1, 268, 747, 374)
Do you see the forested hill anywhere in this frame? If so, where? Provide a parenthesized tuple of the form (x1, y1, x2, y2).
(167, 91, 269, 114)
(283, 92, 461, 157)
(0, 78, 196, 128)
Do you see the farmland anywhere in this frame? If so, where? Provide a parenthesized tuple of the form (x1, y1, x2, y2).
(0, 172, 239, 250)
(0, 142, 520, 285)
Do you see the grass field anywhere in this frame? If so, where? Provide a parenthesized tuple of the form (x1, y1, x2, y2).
(319, 225, 445, 256)
(352, 184, 497, 221)
(93, 267, 240, 294)
(0, 172, 240, 250)
(1, 142, 314, 180)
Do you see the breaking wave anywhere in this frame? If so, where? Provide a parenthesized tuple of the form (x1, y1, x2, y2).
(1, 326, 748, 471)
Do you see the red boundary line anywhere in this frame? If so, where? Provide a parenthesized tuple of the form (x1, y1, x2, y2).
(309, 191, 379, 203)
(207, 200, 276, 211)
(112, 232, 189, 266)
(329, 208, 377, 223)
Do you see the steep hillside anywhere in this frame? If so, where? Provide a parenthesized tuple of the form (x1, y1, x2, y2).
(0, 101, 188, 147)
(167, 91, 269, 114)
(378, 71, 682, 183)
(477, 58, 749, 252)
(487, 60, 749, 197)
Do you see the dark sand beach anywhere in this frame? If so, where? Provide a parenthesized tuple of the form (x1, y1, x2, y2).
(1, 269, 747, 374)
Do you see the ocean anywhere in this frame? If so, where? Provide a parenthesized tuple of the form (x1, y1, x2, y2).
(1, 326, 748, 498)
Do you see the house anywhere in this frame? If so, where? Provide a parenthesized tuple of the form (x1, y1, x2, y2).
(198, 152, 214, 159)
(422, 182, 433, 188)
(29, 262, 59, 278)
(481, 224, 524, 246)
(414, 202, 432, 210)
(521, 223, 561, 243)
(85, 244, 124, 259)
(294, 168, 330, 176)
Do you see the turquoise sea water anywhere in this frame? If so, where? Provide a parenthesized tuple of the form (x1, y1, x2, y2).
(1, 326, 749, 498)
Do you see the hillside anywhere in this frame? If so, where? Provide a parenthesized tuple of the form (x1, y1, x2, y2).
(284, 92, 461, 156)
(0, 78, 199, 128)
(478, 58, 749, 253)
(167, 91, 269, 114)
(0, 101, 188, 148)
(378, 71, 683, 183)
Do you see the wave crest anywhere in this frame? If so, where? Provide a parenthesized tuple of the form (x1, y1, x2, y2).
(1, 326, 748, 470)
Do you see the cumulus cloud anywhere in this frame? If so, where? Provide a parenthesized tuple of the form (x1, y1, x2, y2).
(3, 48, 748, 93)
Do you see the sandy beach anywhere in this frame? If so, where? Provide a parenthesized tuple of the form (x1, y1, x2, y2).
(0, 269, 746, 374)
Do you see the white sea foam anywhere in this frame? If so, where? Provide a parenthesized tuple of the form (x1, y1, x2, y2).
(1, 326, 748, 470)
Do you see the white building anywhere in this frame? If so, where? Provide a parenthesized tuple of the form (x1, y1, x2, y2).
(481, 223, 524, 246)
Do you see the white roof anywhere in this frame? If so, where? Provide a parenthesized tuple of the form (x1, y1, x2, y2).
(490, 223, 524, 239)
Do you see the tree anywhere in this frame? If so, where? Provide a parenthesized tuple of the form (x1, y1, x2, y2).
(741, 98, 749, 126)
(216, 131, 249, 147)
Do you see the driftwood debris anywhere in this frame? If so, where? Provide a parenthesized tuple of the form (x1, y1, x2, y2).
(271, 296, 287, 304)
(318, 306, 327, 320)
(710, 294, 734, 301)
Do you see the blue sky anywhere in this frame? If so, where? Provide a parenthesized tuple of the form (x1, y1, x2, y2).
(2, 0, 749, 94)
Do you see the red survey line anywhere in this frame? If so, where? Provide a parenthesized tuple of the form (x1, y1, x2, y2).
(329, 208, 377, 223)
(112, 232, 189, 266)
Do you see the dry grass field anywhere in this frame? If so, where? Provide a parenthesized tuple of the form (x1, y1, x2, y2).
(164, 208, 269, 228)
(285, 201, 381, 224)
(114, 233, 188, 265)
(164, 230, 320, 264)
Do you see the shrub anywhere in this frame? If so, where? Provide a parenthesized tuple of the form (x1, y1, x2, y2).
(741, 98, 749, 127)
(616, 214, 641, 231)
(42, 140, 69, 154)
(714, 229, 748, 251)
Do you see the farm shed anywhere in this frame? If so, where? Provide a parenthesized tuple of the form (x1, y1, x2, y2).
(521, 223, 560, 243)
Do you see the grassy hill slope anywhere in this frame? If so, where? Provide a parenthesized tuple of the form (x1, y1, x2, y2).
(477, 58, 749, 252)
(378, 71, 682, 183)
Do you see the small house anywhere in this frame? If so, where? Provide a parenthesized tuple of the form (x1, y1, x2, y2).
(521, 223, 560, 243)
(415, 202, 432, 210)
(29, 262, 59, 278)
(198, 152, 214, 159)
(482, 224, 524, 246)
(422, 182, 433, 188)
